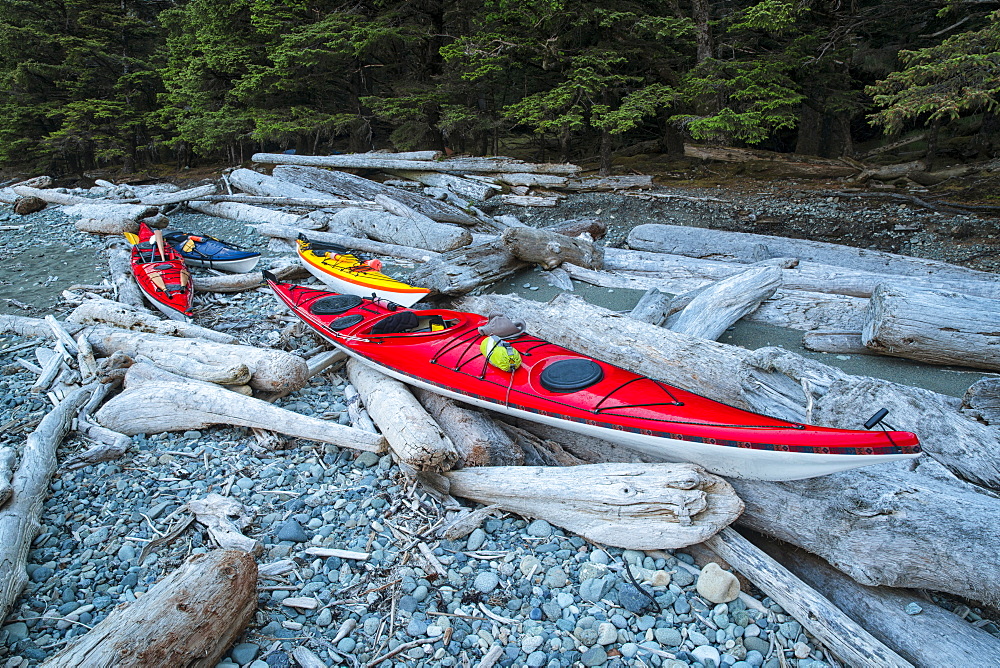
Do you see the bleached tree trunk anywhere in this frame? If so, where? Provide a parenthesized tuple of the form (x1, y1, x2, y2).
(665, 266, 781, 340)
(326, 206, 472, 252)
(500, 226, 604, 270)
(139, 184, 217, 206)
(67, 297, 236, 343)
(0, 385, 95, 621)
(440, 463, 743, 549)
(346, 359, 460, 471)
(414, 388, 524, 467)
(255, 152, 580, 174)
(250, 223, 440, 263)
(40, 550, 257, 668)
(386, 170, 500, 200)
(408, 240, 526, 295)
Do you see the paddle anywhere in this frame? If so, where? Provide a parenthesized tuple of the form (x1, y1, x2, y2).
(145, 215, 170, 261)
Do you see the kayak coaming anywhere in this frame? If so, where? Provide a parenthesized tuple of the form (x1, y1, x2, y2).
(296, 238, 430, 308)
(267, 277, 921, 480)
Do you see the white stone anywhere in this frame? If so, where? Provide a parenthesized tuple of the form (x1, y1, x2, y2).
(597, 622, 618, 645)
(522, 634, 545, 654)
(695, 561, 741, 603)
(692, 645, 721, 667)
(794, 642, 813, 659)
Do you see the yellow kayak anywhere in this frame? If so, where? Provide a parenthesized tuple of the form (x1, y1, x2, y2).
(296, 235, 430, 308)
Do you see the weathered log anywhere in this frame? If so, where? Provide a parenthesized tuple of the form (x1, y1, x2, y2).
(195, 194, 380, 209)
(626, 223, 1000, 285)
(346, 359, 459, 471)
(250, 223, 440, 263)
(8, 185, 161, 234)
(496, 421, 584, 467)
(67, 297, 237, 344)
(0, 314, 81, 339)
(130, 351, 251, 386)
(862, 283, 1000, 370)
(457, 293, 1000, 490)
(961, 377, 1000, 424)
(373, 193, 473, 251)
(229, 167, 338, 201)
(271, 165, 478, 225)
(107, 248, 150, 311)
(801, 331, 870, 354)
(497, 173, 569, 188)
(39, 550, 256, 668)
(855, 159, 928, 182)
(186, 200, 309, 228)
(10, 185, 90, 205)
(502, 417, 660, 465)
(498, 194, 560, 207)
(542, 218, 607, 240)
(440, 463, 743, 549)
(628, 288, 672, 326)
(187, 494, 262, 555)
(123, 359, 251, 394)
(409, 240, 526, 295)
(139, 183, 217, 206)
(560, 175, 653, 191)
(83, 325, 309, 393)
(255, 152, 580, 175)
(665, 266, 781, 340)
(0, 176, 53, 203)
(752, 533, 1000, 667)
(728, 458, 1000, 608)
(500, 226, 604, 270)
(322, 205, 468, 253)
(0, 385, 94, 621)
(386, 170, 500, 200)
(0, 448, 14, 509)
(413, 388, 524, 467)
(683, 144, 856, 178)
(64, 418, 131, 470)
(704, 528, 912, 668)
(96, 377, 386, 453)
(191, 259, 306, 294)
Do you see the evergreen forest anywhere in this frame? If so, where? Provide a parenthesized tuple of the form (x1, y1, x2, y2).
(1, 0, 998, 176)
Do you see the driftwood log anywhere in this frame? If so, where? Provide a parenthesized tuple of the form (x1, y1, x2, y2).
(271, 165, 477, 225)
(186, 200, 310, 228)
(500, 226, 603, 270)
(862, 283, 1000, 370)
(0, 385, 95, 621)
(604, 246, 1000, 301)
(96, 367, 385, 453)
(106, 248, 150, 311)
(439, 463, 743, 549)
(40, 550, 256, 668)
(0, 448, 14, 508)
(962, 378, 1000, 425)
(386, 170, 500, 200)
(83, 325, 309, 393)
(191, 259, 306, 294)
(801, 331, 870, 355)
(67, 297, 237, 344)
(325, 205, 471, 253)
(250, 223, 440, 263)
(11, 185, 159, 235)
(256, 152, 580, 175)
(752, 533, 1000, 667)
(665, 265, 781, 340)
(408, 240, 526, 296)
(228, 167, 339, 202)
(682, 144, 857, 178)
(414, 388, 524, 467)
(186, 494, 261, 555)
(346, 359, 459, 471)
(704, 528, 912, 668)
(139, 183, 217, 206)
(626, 224, 1000, 291)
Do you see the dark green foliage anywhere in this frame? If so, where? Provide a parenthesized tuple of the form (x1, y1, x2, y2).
(0, 0, 998, 173)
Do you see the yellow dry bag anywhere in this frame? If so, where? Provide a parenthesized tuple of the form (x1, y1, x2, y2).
(480, 336, 522, 372)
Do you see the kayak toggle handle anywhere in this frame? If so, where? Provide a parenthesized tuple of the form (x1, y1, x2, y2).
(864, 408, 890, 430)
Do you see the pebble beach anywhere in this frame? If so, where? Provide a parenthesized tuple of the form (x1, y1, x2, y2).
(2, 183, 997, 667)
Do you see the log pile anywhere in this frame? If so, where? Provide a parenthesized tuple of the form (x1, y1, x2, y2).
(4, 155, 1000, 667)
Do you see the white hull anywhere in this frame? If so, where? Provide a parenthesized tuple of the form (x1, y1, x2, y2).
(335, 346, 917, 481)
(300, 258, 427, 308)
(185, 255, 260, 273)
(142, 291, 192, 323)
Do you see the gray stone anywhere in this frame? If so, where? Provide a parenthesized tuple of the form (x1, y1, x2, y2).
(744, 636, 770, 655)
(654, 627, 682, 647)
(580, 645, 608, 666)
(617, 584, 651, 613)
(692, 644, 721, 668)
(544, 566, 568, 588)
(337, 637, 357, 653)
(466, 528, 487, 551)
(473, 571, 500, 593)
(355, 452, 380, 468)
(230, 642, 260, 665)
(526, 650, 548, 668)
(527, 520, 553, 537)
(3, 622, 28, 642)
(580, 576, 613, 602)
(276, 520, 309, 543)
(316, 608, 333, 627)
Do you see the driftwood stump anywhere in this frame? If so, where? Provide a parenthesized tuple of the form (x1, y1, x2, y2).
(441, 463, 743, 549)
(40, 550, 257, 668)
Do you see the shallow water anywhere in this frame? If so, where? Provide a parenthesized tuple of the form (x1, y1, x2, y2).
(0, 240, 106, 316)
(489, 266, 992, 398)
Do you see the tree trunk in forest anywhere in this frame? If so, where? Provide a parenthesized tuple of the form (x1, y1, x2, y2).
(599, 128, 613, 176)
(40, 550, 257, 668)
(692, 0, 713, 62)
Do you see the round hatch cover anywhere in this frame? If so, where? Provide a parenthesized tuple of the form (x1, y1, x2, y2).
(539, 358, 604, 393)
(329, 314, 364, 330)
(311, 294, 363, 315)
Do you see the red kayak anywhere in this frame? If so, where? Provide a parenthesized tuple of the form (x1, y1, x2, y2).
(126, 222, 194, 321)
(266, 274, 921, 480)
